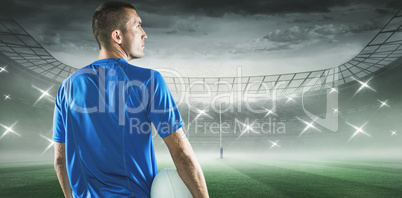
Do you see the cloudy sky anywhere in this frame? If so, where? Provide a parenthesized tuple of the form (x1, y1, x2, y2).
(1, 0, 401, 77)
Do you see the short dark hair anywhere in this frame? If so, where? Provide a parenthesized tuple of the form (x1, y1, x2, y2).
(92, 2, 136, 49)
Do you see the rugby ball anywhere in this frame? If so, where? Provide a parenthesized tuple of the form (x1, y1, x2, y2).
(151, 168, 192, 198)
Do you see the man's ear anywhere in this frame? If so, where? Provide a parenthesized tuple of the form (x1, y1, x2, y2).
(111, 30, 122, 45)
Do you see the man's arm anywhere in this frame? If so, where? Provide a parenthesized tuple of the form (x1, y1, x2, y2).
(163, 128, 209, 198)
(54, 142, 73, 198)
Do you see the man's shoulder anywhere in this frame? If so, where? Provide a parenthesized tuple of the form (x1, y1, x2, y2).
(59, 64, 93, 86)
(59, 60, 164, 88)
(122, 62, 163, 82)
(124, 62, 155, 76)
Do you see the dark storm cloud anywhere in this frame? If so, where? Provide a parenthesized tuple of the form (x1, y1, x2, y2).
(0, 0, 398, 38)
(228, 11, 389, 55)
(385, 0, 402, 8)
(264, 22, 379, 44)
(375, 8, 394, 15)
(0, 0, 101, 54)
(173, 0, 350, 16)
(1, 0, 397, 43)
(0, 0, 398, 70)
(262, 19, 384, 47)
(139, 12, 174, 29)
(2, 0, 399, 21)
(322, 15, 334, 20)
(137, 0, 398, 17)
(0, 0, 95, 41)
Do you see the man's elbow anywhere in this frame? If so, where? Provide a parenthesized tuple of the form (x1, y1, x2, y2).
(54, 156, 66, 170)
(174, 148, 197, 168)
(176, 149, 191, 161)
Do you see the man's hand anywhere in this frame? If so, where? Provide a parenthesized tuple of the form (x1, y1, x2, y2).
(54, 142, 73, 198)
(163, 128, 209, 198)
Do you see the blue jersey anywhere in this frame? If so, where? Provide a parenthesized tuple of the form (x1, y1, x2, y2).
(53, 58, 184, 198)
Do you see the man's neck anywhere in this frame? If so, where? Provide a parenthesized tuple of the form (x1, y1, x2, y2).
(98, 46, 130, 61)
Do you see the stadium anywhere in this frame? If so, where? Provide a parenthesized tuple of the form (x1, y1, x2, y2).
(1, 2, 402, 198)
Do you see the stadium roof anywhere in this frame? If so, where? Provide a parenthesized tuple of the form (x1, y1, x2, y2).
(0, 9, 401, 95)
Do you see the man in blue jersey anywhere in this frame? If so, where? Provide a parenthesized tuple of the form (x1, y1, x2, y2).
(53, 2, 209, 197)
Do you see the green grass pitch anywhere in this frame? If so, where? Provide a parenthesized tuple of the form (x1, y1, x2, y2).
(1, 158, 401, 197)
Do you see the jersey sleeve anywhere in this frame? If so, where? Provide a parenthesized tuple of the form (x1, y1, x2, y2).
(146, 71, 184, 138)
(53, 84, 66, 143)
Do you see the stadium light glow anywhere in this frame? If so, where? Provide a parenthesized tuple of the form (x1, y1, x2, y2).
(0, 65, 7, 73)
(3, 94, 11, 101)
(192, 108, 213, 122)
(377, 99, 389, 109)
(390, 130, 397, 136)
(198, 109, 206, 115)
(297, 117, 321, 136)
(0, 121, 21, 140)
(32, 85, 55, 105)
(353, 77, 375, 95)
(346, 122, 370, 141)
(329, 87, 338, 94)
(236, 120, 256, 139)
(263, 107, 277, 118)
(267, 140, 280, 149)
(285, 96, 294, 103)
(40, 134, 55, 153)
